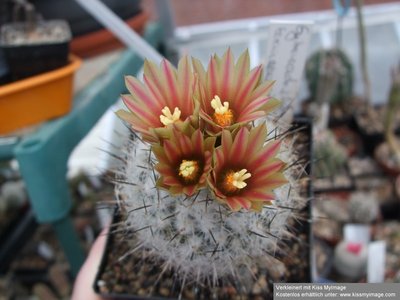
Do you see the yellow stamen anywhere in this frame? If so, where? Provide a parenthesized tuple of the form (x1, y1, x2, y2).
(179, 160, 199, 182)
(210, 95, 234, 127)
(232, 169, 252, 189)
(160, 106, 181, 126)
(223, 169, 251, 193)
(211, 95, 229, 114)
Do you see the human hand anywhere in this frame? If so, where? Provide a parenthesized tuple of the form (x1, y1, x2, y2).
(71, 227, 108, 300)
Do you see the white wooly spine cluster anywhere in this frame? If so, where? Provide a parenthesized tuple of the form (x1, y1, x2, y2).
(114, 120, 307, 287)
(348, 192, 379, 224)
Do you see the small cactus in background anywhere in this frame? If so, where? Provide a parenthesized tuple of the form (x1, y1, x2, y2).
(313, 130, 348, 178)
(112, 49, 308, 295)
(333, 240, 368, 280)
(384, 63, 400, 164)
(305, 49, 353, 105)
(348, 192, 379, 223)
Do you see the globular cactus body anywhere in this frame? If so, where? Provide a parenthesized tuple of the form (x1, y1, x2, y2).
(305, 49, 353, 105)
(115, 127, 305, 287)
(110, 49, 309, 295)
(348, 192, 379, 224)
(313, 130, 348, 179)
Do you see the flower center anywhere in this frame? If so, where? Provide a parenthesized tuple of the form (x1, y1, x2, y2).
(211, 95, 234, 127)
(222, 169, 251, 194)
(178, 160, 200, 183)
(160, 106, 181, 126)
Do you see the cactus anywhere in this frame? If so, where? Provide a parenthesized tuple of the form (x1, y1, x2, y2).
(115, 131, 304, 290)
(355, 0, 372, 104)
(348, 192, 379, 223)
(305, 49, 353, 105)
(109, 49, 309, 296)
(384, 63, 400, 164)
(333, 240, 368, 280)
(313, 130, 348, 179)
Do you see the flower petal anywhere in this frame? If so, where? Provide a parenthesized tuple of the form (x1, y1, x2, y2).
(234, 49, 250, 92)
(248, 140, 282, 166)
(177, 56, 195, 114)
(125, 76, 161, 112)
(143, 59, 169, 101)
(121, 94, 160, 126)
(163, 140, 180, 163)
(261, 97, 282, 114)
(251, 80, 275, 100)
(251, 172, 288, 190)
(221, 129, 233, 159)
(234, 66, 262, 111)
(206, 56, 219, 100)
(226, 198, 242, 211)
(253, 160, 285, 179)
(229, 127, 249, 162)
(236, 110, 266, 124)
(242, 189, 275, 202)
(248, 123, 268, 153)
(183, 185, 197, 196)
(221, 48, 234, 101)
(238, 96, 272, 121)
(234, 196, 252, 210)
(161, 59, 180, 108)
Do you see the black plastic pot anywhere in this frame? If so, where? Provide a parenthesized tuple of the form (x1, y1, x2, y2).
(0, 1, 142, 38)
(94, 118, 314, 299)
(354, 117, 384, 157)
(0, 204, 38, 274)
(0, 20, 71, 81)
(31, 0, 142, 37)
(352, 105, 399, 156)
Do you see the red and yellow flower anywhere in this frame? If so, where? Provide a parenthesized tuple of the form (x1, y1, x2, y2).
(192, 48, 281, 135)
(152, 126, 216, 196)
(209, 124, 287, 211)
(117, 56, 198, 142)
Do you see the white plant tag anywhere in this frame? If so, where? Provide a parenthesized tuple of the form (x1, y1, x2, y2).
(368, 241, 386, 283)
(264, 20, 313, 123)
(343, 223, 370, 245)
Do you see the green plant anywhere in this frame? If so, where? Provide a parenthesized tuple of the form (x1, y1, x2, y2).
(305, 49, 353, 105)
(313, 130, 348, 178)
(355, 0, 371, 104)
(384, 63, 400, 164)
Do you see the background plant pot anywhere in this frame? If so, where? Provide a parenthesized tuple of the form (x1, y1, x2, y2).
(314, 238, 333, 280)
(30, 0, 142, 37)
(0, 55, 81, 135)
(0, 20, 71, 81)
(0, 205, 38, 275)
(354, 117, 383, 157)
(93, 118, 314, 299)
(70, 12, 149, 58)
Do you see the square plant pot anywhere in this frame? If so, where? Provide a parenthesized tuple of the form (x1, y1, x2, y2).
(93, 118, 314, 300)
(0, 20, 71, 81)
(0, 55, 81, 135)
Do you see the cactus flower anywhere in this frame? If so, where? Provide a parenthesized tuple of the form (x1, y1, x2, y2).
(209, 124, 287, 211)
(192, 48, 281, 135)
(117, 56, 198, 142)
(152, 126, 216, 196)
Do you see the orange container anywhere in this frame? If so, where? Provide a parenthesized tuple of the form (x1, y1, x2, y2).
(0, 55, 81, 135)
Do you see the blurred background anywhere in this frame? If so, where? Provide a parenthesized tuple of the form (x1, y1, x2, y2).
(0, 0, 400, 298)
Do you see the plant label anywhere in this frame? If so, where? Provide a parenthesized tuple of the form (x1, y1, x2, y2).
(264, 20, 313, 122)
(368, 241, 386, 283)
(344, 224, 370, 245)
